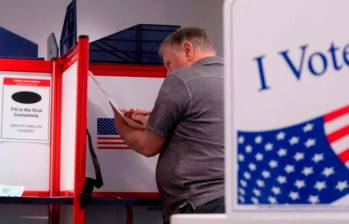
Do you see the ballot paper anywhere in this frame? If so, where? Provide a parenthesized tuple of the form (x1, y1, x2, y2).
(0, 184, 25, 197)
(88, 71, 144, 129)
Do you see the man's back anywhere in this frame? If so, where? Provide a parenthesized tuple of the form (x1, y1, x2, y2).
(147, 56, 225, 219)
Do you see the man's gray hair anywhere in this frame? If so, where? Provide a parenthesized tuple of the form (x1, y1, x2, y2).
(159, 27, 215, 54)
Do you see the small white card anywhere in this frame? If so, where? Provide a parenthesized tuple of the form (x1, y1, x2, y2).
(0, 184, 25, 197)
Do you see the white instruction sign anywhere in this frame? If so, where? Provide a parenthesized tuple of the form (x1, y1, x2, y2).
(1, 77, 51, 142)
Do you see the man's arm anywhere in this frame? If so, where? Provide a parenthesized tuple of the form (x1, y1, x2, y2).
(113, 107, 165, 157)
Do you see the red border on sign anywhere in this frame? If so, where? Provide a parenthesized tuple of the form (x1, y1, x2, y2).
(3, 77, 50, 87)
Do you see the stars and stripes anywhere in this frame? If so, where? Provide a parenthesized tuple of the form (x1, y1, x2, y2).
(237, 105, 349, 205)
(97, 118, 130, 150)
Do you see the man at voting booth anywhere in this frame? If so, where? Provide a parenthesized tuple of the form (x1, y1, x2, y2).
(112, 27, 224, 223)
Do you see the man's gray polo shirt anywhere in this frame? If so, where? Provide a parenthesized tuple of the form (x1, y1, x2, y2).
(147, 56, 224, 219)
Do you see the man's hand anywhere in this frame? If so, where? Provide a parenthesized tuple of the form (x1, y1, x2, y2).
(124, 108, 151, 129)
(110, 104, 164, 157)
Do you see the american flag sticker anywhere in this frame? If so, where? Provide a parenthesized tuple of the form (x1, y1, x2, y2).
(237, 105, 349, 205)
(97, 118, 130, 150)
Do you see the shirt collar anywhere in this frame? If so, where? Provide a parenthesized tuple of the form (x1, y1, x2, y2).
(193, 56, 224, 66)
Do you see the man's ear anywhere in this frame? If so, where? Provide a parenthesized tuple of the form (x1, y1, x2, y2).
(183, 41, 194, 59)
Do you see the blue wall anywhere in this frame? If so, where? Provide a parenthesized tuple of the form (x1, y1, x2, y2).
(0, 27, 38, 58)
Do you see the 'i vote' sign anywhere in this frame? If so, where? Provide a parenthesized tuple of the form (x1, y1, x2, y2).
(1, 77, 51, 142)
(225, 0, 349, 210)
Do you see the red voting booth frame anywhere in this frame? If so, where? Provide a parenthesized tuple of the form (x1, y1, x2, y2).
(0, 36, 166, 224)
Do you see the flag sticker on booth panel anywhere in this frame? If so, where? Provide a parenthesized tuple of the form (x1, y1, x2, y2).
(237, 105, 349, 205)
(97, 118, 130, 150)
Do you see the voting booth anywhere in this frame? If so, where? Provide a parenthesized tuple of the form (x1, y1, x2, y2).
(0, 35, 90, 224)
(172, 0, 349, 223)
(0, 0, 89, 223)
(0, 0, 168, 222)
(0, 32, 154, 224)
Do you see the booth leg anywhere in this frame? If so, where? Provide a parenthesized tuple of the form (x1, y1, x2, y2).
(48, 204, 60, 224)
(126, 206, 134, 224)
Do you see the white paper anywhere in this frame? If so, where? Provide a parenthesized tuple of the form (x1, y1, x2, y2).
(0, 184, 25, 197)
(88, 71, 144, 129)
(0, 76, 51, 142)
